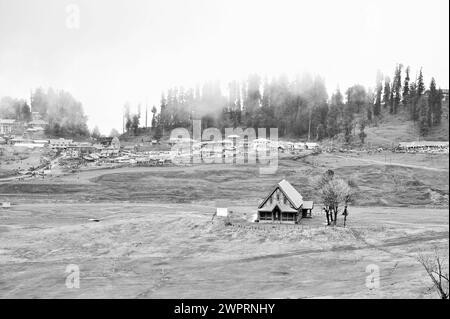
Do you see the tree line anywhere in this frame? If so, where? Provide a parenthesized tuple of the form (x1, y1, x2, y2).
(0, 97, 32, 122)
(31, 88, 90, 137)
(0, 88, 90, 138)
(139, 65, 445, 142)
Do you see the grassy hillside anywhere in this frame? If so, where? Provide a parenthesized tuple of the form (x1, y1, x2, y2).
(118, 102, 449, 150)
(321, 105, 449, 149)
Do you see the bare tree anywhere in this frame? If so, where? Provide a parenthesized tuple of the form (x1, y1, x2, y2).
(313, 170, 355, 226)
(417, 248, 449, 299)
(320, 179, 353, 226)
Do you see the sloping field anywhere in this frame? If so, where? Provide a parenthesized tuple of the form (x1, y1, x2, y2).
(0, 153, 448, 207)
(0, 203, 447, 298)
(0, 152, 448, 298)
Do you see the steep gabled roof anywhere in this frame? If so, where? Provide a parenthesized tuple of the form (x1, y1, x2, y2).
(258, 179, 303, 210)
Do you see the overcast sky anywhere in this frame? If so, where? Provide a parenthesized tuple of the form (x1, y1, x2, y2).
(0, 0, 448, 134)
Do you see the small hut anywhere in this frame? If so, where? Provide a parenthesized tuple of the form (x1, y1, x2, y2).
(257, 179, 313, 224)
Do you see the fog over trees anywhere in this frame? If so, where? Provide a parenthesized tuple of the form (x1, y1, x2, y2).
(143, 64, 445, 142)
(0, 87, 90, 138)
(0, 64, 445, 140)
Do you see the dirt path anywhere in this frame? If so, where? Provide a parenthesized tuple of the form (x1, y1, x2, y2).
(235, 230, 448, 263)
(335, 154, 449, 172)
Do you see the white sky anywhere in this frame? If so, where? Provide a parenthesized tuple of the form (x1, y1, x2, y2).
(0, 0, 448, 134)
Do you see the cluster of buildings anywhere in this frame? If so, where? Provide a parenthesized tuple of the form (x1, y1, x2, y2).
(47, 137, 175, 167)
(0, 112, 48, 139)
(168, 136, 319, 159)
(396, 141, 449, 153)
(2, 136, 123, 165)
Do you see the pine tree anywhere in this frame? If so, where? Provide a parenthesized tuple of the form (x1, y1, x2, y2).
(418, 96, 429, 137)
(393, 64, 402, 113)
(159, 93, 167, 134)
(428, 78, 437, 127)
(434, 88, 443, 125)
(326, 90, 342, 138)
(367, 105, 373, 122)
(389, 82, 394, 114)
(91, 126, 101, 139)
(261, 76, 271, 109)
(408, 81, 418, 121)
(343, 120, 352, 144)
(316, 123, 326, 140)
(151, 105, 157, 128)
(417, 68, 425, 96)
(358, 120, 367, 144)
(383, 77, 391, 109)
(414, 68, 425, 125)
(374, 72, 383, 116)
(402, 66, 410, 105)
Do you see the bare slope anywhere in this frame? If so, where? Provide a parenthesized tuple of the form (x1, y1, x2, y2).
(0, 203, 447, 298)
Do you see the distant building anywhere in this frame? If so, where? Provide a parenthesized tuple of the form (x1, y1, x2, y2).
(9, 137, 47, 148)
(257, 179, 314, 224)
(111, 136, 120, 149)
(0, 119, 19, 135)
(97, 137, 120, 157)
(294, 142, 306, 150)
(397, 141, 449, 152)
(49, 138, 73, 149)
(27, 119, 48, 129)
(305, 142, 319, 150)
(25, 120, 47, 138)
(442, 89, 449, 102)
(31, 112, 42, 121)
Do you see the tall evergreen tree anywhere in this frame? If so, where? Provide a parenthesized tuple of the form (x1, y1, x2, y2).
(358, 120, 367, 144)
(261, 76, 271, 109)
(402, 66, 410, 105)
(417, 68, 425, 96)
(151, 105, 157, 128)
(374, 71, 383, 116)
(389, 82, 394, 114)
(383, 76, 391, 109)
(393, 64, 403, 113)
(367, 105, 373, 122)
(326, 89, 343, 138)
(159, 93, 167, 134)
(408, 81, 419, 121)
(418, 96, 429, 137)
(428, 78, 437, 127)
(434, 88, 443, 125)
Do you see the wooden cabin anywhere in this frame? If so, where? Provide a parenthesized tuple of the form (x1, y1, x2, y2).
(257, 179, 314, 224)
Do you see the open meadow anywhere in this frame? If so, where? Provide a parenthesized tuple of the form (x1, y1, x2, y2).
(0, 152, 448, 298)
